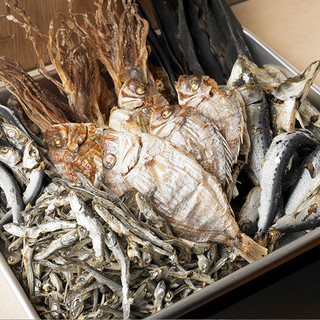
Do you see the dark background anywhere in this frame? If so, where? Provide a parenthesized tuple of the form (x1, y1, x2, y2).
(183, 244, 320, 318)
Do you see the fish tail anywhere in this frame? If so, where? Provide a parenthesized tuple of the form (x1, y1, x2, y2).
(234, 233, 268, 263)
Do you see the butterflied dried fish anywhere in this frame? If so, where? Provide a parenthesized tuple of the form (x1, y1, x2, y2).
(45, 123, 104, 187)
(102, 131, 267, 263)
(175, 74, 248, 168)
(149, 104, 233, 185)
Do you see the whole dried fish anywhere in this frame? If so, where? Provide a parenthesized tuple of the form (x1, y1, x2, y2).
(228, 55, 272, 186)
(258, 130, 318, 237)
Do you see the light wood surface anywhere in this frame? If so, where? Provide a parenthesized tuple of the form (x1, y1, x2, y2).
(232, 0, 320, 86)
(0, 1, 95, 70)
(0, 0, 320, 319)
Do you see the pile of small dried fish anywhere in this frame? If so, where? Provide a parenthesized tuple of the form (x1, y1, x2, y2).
(0, 0, 320, 319)
(1, 170, 242, 319)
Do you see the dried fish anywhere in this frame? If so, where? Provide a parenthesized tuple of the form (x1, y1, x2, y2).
(102, 131, 267, 263)
(258, 130, 318, 237)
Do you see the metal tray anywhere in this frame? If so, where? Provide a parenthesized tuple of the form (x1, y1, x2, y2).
(1, 28, 320, 320)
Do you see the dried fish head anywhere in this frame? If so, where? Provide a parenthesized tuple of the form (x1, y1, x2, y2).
(118, 78, 168, 111)
(22, 141, 41, 170)
(102, 129, 141, 196)
(149, 104, 183, 136)
(0, 143, 22, 167)
(175, 75, 216, 107)
(45, 123, 104, 186)
(1, 122, 29, 150)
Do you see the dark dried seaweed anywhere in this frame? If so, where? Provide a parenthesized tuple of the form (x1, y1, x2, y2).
(176, 0, 205, 76)
(183, 0, 225, 83)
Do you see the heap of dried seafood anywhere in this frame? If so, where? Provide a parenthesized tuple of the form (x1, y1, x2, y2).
(0, 0, 320, 319)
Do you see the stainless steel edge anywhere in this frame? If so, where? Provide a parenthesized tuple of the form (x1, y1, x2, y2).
(147, 228, 320, 319)
(0, 252, 40, 319)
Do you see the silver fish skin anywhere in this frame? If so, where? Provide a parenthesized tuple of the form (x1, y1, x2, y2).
(270, 60, 320, 134)
(102, 131, 267, 263)
(273, 193, 320, 233)
(149, 104, 233, 185)
(237, 186, 261, 235)
(284, 145, 320, 215)
(258, 130, 318, 237)
(23, 163, 46, 205)
(299, 99, 320, 129)
(68, 191, 105, 259)
(228, 55, 272, 185)
(0, 162, 24, 223)
(0, 141, 27, 186)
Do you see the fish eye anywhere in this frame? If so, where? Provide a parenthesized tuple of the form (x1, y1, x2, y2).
(52, 137, 65, 148)
(136, 86, 146, 95)
(161, 107, 173, 119)
(0, 146, 9, 153)
(7, 129, 18, 138)
(103, 153, 117, 169)
(29, 148, 38, 157)
(190, 79, 200, 91)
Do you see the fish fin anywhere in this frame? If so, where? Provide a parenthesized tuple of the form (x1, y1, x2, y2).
(233, 233, 268, 263)
(212, 122, 234, 184)
(296, 110, 305, 129)
(148, 162, 169, 206)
